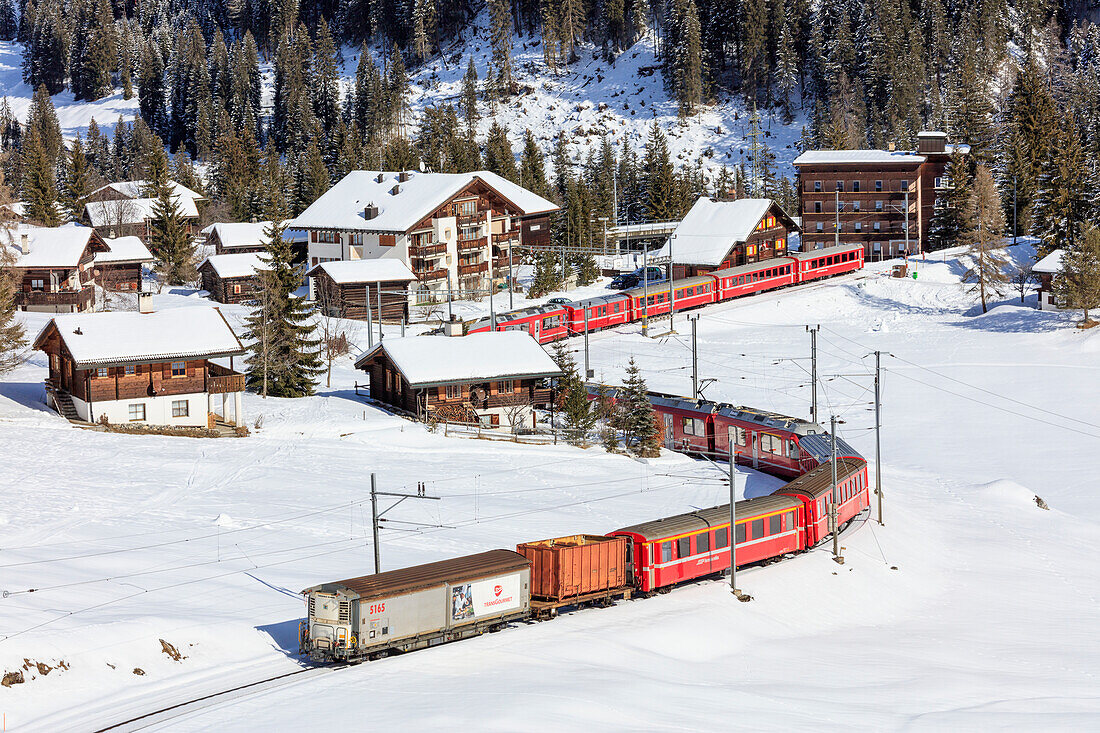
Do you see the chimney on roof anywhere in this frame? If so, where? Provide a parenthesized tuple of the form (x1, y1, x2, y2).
(390, 185, 400, 196)
(19, 233, 29, 254)
(376, 173, 385, 184)
(398, 171, 411, 183)
(364, 204, 379, 220)
(138, 291, 153, 314)
(443, 314, 463, 337)
(887, 141, 896, 152)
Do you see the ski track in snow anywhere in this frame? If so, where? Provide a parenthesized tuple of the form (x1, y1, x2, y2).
(2, 243, 1100, 728)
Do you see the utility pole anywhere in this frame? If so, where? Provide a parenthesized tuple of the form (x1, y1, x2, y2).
(668, 234, 676, 325)
(642, 244, 649, 336)
(560, 243, 566, 291)
(370, 473, 441, 574)
(507, 242, 514, 310)
(834, 190, 840, 248)
(377, 285, 384, 341)
(904, 188, 910, 256)
(806, 324, 819, 423)
(729, 444, 741, 597)
(489, 285, 496, 330)
(1012, 175, 1018, 246)
(830, 416, 844, 565)
(583, 307, 592, 379)
(446, 273, 453, 322)
(874, 350, 883, 526)
(689, 314, 699, 398)
(365, 284, 374, 349)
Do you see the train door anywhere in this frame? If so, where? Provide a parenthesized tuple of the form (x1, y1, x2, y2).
(707, 420, 716, 457)
(751, 432, 759, 468)
(663, 413, 674, 449)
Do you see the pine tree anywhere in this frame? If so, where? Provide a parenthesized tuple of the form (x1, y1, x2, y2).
(22, 0, 65, 95)
(642, 122, 675, 221)
(411, 0, 437, 63)
(312, 18, 342, 146)
(1002, 54, 1057, 237)
(666, 0, 703, 115)
(551, 341, 594, 444)
(529, 250, 561, 297)
(146, 147, 196, 284)
(1057, 224, 1100, 324)
(1034, 117, 1088, 258)
(0, 169, 25, 373)
(230, 32, 262, 140)
(488, 0, 514, 96)
(60, 136, 91, 221)
(739, 0, 768, 102)
(461, 58, 480, 135)
(483, 121, 518, 182)
(0, 0, 16, 41)
(138, 42, 168, 139)
(619, 357, 660, 457)
(962, 165, 1009, 314)
(296, 139, 331, 214)
(168, 22, 214, 158)
(927, 149, 971, 251)
(20, 128, 59, 226)
(775, 2, 798, 123)
(519, 130, 550, 198)
(26, 84, 62, 165)
(245, 218, 323, 398)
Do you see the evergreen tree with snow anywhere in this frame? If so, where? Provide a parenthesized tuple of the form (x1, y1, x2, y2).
(642, 122, 675, 222)
(488, 0, 514, 96)
(60, 136, 92, 222)
(22, 0, 65, 95)
(461, 58, 480, 135)
(1057, 224, 1100, 325)
(146, 147, 196, 284)
(138, 42, 168, 140)
(0, 0, 16, 41)
(483, 121, 518, 183)
(962, 165, 1008, 314)
(618, 357, 660, 457)
(411, 0, 437, 63)
(296, 139, 331, 214)
(21, 128, 59, 226)
(1033, 117, 1089, 258)
(1001, 54, 1056, 237)
(666, 0, 702, 116)
(529, 250, 561, 297)
(927, 149, 971, 252)
(312, 18, 343, 148)
(519, 130, 550, 198)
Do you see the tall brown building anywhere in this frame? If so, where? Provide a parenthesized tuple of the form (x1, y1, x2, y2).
(794, 132, 968, 259)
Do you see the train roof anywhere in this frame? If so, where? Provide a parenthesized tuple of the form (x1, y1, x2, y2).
(788, 243, 864, 260)
(301, 549, 531, 601)
(621, 275, 714, 299)
(649, 394, 720, 414)
(709, 257, 796, 279)
(716, 405, 823, 435)
(613, 494, 803, 542)
(468, 303, 566, 329)
(798, 432, 864, 462)
(570, 293, 631, 309)
(774, 457, 866, 500)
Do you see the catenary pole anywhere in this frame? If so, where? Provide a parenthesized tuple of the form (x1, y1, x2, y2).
(365, 285, 374, 349)
(904, 188, 910, 255)
(371, 473, 380, 573)
(834, 189, 840, 248)
(507, 241, 514, 310)
(729, 444, 740, 597)
(830, 416, 843, 564)
(377, 284, 383, 340)
(875, 350, 883, 526)
(1013, 175, 1018, 246)
(583, 306, 591, 379)
(642, 244, 649, 336)
(690, 315, 699, 398)
(807, 324, 819, 423)
(446, 273, 453, 322)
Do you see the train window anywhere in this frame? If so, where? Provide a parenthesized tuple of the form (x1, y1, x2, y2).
(769, 515, 782, 535)
(657, 293, 666, 303)
(661, 542, 672, 562)
(677, 536, 691, 558)
(751, 518, 764, 538)
(696, 532, 710, 553)
(787, 511, 795, 528)
(760, 433, 782, 455)
(682, 417, 695, 435)
(716, 527, 728, 548)
(735, 523, 746, 544)
(788, 438, 797, 458)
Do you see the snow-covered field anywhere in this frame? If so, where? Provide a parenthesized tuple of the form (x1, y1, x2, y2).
(3, 245, 1100, 730)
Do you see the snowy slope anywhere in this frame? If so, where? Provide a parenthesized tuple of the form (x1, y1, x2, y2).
(2, 244, 1100, 729)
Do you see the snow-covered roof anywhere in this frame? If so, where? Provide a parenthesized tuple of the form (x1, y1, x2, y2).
(84, 195, 200, 227)
(307, 259, 416, 284)
(97, 235, 153, 264)
(201, 221, 281, 247)
(290, 170, 558, 233)
(652, 198, 778, 266)
(1, 225, 104, 268)
(91, 180, 205, 204)
(198, 252, 268, 279)
(793, 150, 927, 165)
(1033, 249, 1064, 274)
(354, 332, 562, 387)
(34, 307, 245, 368)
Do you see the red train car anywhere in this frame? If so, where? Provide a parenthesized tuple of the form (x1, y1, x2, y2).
(611, 494, 805, 593)
(651, 395, 718, 456)
(790, 243, 865, 283)
(774, 457, 869, 546)
(467, 303, 570, 344)
(623, 275, 716, 322)
(563, 293, 632, 334)
(711, 258, 798, 301)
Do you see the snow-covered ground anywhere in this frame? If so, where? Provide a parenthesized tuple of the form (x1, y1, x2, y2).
(4, 245, 1100, 730)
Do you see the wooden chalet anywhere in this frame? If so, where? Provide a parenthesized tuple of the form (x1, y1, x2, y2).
(4, 226, 109, 313)
(94, 235, 154, 291)
(1033, 249, 1064, 311)
(83, 180, 205, 242)
(198, 252, 266, 304)
(290, 170, 558, 298)
(354, 331, 561, 429)
(654, 198, 799, 279)
(306, 259, 417, 322)
(32, 300, 248, 428)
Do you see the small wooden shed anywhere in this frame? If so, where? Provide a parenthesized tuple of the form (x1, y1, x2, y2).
(307, 259, 417, 323)
(197, 252, 267, 304)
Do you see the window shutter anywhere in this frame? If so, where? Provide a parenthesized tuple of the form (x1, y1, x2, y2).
(311, 230, 317, 243)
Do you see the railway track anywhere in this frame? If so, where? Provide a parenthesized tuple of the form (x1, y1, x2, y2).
(92, 665, 341, 732)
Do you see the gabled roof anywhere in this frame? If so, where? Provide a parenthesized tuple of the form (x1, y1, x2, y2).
(793, 150, 927, 165)
(201, 221, 278, 248)
(353, 332, 562, 387)
(84, 195, 200, 227)
(97, 235, 154, 265)
(1, 225, 108, 268)
(91, 180, 206, 204)
(33, 307, 245, 368)
(1033, 249, 1063, 274)
(290, 170, 558, 233)
(307, 258, 416, 284)
(652, 198, 793, 267)
(197, 252, 268, 279)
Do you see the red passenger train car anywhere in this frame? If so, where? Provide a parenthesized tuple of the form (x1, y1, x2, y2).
(774, 456, 870, 545)
(710, 257, 798, 301)
(622, 275, 715, 322)
(791, 243, 864, 283)
(562, 293, 631, 334)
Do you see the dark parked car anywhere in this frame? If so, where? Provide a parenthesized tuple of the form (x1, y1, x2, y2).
(609, 266, 666, 290)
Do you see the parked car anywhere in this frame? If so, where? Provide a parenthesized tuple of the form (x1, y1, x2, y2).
(609, 267, 666, 290)
(547, 297, 571, 305)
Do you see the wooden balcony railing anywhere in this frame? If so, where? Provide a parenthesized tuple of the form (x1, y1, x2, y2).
(414, 267, 448, 281)
(457, 213, 482, 226)
(208, 363, 246, 394)
(15, 286, 94, 311)
(458, 261, 488, 276)
(457, 237, 486, 252)
(410, 242, 447, 257)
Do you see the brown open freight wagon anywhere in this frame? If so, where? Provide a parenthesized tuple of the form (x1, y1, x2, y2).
(516, 535, 632, 619)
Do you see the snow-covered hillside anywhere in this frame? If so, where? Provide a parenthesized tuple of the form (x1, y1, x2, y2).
(3, 244, 1100, 729)
(0, 19, 806, 181)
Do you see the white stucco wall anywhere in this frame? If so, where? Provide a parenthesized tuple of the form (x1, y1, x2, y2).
(77, 392, 212, 427)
